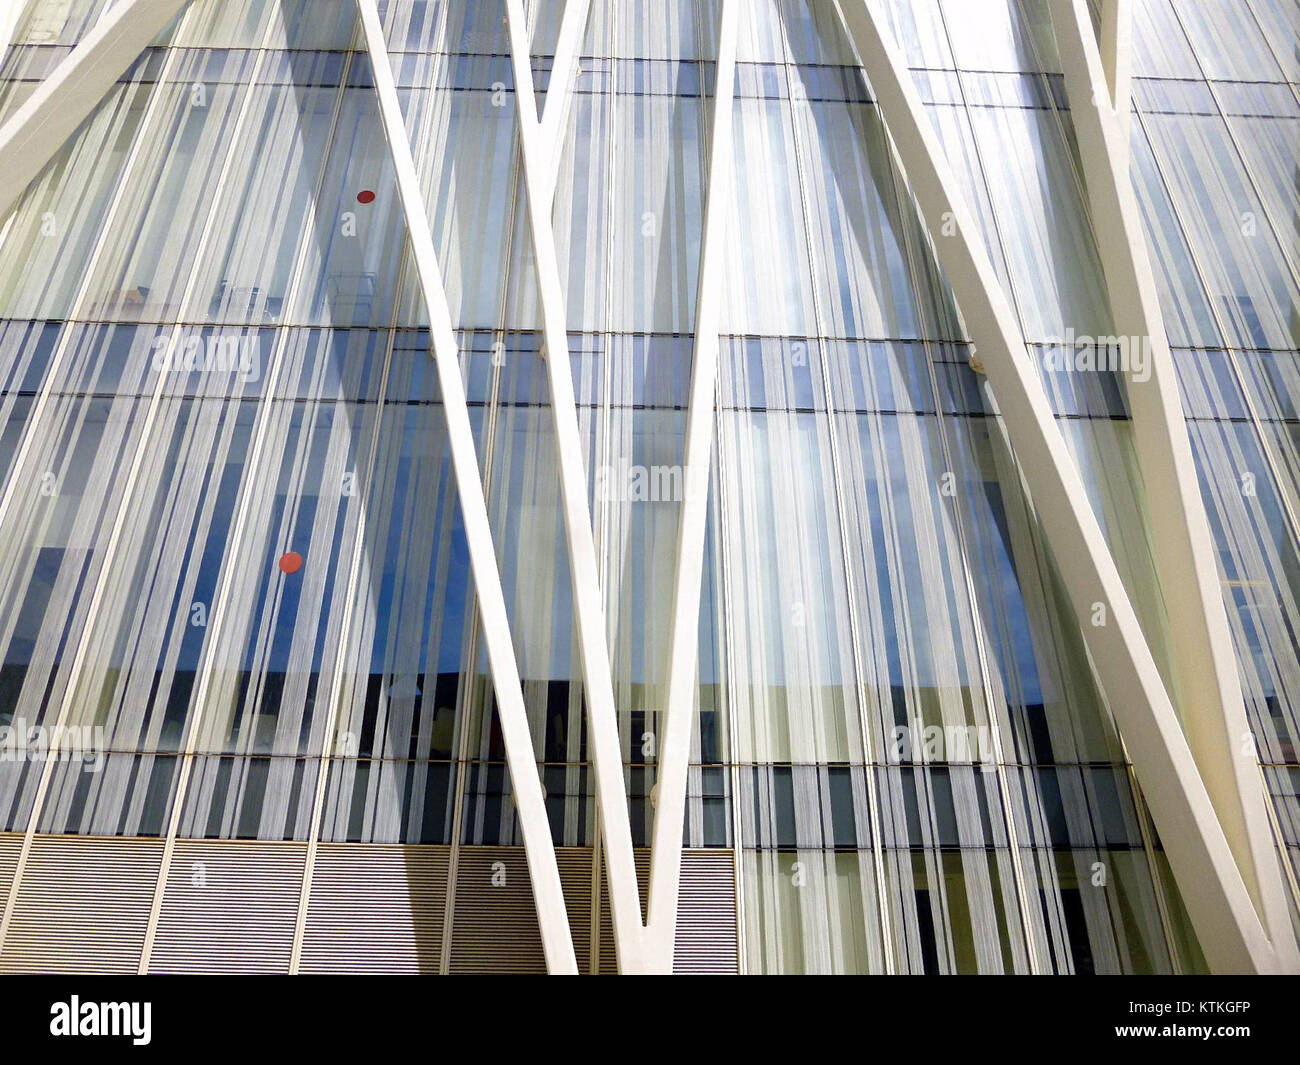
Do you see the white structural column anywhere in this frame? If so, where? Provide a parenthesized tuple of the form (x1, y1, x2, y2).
(353, 0, 578, 974)
(1050, 0, 1299, 967)
(643, 0, 739, 972)
(0, 0, 190, 222)
(502, 0, 649, 972)
(835, 0, 1282, 973)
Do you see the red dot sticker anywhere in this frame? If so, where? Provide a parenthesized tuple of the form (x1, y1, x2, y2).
(278, 551, 303, 575)
(356, 189, 375, 204)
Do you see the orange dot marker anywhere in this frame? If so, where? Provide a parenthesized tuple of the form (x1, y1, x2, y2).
(278, 551, 303, 575)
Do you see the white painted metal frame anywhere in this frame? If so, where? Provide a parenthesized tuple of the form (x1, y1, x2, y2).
(0, 0, 190, 223)
(645, 0, 740, 971)
(834, 0, 1285, 974)
(353, 0, 578, 975)
(539, 0, 590, 159)
(502, 0, 650, 972)
(503, 0, 740, 974)
(1051, 0, 1299, 971)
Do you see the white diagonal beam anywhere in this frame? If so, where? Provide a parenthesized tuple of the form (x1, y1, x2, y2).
(503, 0, 650, 972)
(835, 0, 1280, 973)
(643, 0, 739, 972)
(1050, 0, 1299, 969)
(354, 0, 578, 975)
(539, 0, 589, 151)
(0, 0, 189, 223)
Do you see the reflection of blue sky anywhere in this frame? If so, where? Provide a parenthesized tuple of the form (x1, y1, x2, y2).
(977, 480, 1044, 709)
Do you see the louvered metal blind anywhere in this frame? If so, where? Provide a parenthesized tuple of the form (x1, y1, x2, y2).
(673, 850, 740, 973)
(0, 833, 737, 973)
(147, 840, 307, 974)
(596, 848, 739, 974)
(0, 835, 162, 974)
(299, 843, 449, 974)
(447, 846, 596, 973)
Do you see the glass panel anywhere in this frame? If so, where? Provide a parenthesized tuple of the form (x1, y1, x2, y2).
(179, 755, 319, 839)
(321, 758, 456, 843)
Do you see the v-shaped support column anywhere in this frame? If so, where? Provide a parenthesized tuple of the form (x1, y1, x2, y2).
(503, 0, 650, 972)
(834, 0, 1285, 973)
(644, 0, 740, 972)
(504, 0, 740, 972)
(355, 0, 579, 974)
(1049, 0, 1298, 969)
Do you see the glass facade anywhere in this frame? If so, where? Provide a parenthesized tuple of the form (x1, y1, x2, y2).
(0, 0, 1295, 974)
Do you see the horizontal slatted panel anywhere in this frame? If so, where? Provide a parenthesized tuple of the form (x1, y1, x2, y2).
(448, 845, 593, 974)
(148, 840, 306, 974)
(0, 835, 162, 973)
(597, 849, 738, 973)
(449, 847, 543, 973)
(596, 848, 650, 974)
(674, 849, 739, 974)
(556, 847, 595, 975)
(0, 837, 734, 973)
(0, 833, 21, 907)
(299, 843, 449, 974)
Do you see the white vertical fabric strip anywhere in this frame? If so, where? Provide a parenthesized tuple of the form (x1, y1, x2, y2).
(136, 11, 350, 969)
(0, 0, 26, 73)
(503, 0, 648, 972)
(28, 34, 279, 963)
(644, 0, 738, 970)
(1051, 0, 1300, 971)
(289, 0, 458, 974)
(0, 0, 190, 223)
(354, 0, 577, 975)
(0, 3, 200, 958)
(134, 34, 368, 971)
(833, 0, 1277, 974)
